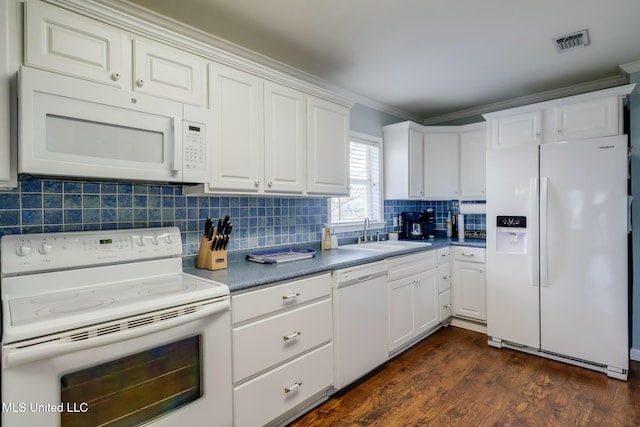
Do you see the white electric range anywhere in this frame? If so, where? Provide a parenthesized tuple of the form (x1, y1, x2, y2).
(1, 227, 232, 427)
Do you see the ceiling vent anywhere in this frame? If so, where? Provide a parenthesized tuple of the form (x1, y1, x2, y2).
(553, 29, 590, 53)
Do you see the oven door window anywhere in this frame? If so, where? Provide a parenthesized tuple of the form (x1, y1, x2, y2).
(60, 335, 201, 427)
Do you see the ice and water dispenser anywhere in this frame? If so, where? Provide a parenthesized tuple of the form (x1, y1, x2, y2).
(496, 216, 527, 254)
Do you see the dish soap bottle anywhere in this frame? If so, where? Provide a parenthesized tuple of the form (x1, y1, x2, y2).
(322, 227, 331, 250)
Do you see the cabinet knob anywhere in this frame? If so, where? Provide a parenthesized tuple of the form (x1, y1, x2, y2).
(111, 72, 121, 81)
(136, 79, 145, 87)
(442, 275, 449, 280)
(267, 181, 273, 188)
(443, 304, 451, 308)
(255, 179, 261, 187)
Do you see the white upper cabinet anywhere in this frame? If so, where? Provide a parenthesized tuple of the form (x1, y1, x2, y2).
(553, 95, 619, 141)
(484, 85, 635, 149)
(383, 122, 425, 200)
(208, 62, 264, 192)
(459, 124, 487, 199)
(423, 130, 459, 199)
(25, 0, 128, 87)
(264, 81, 306, 194)
(306, 95, 350, 196)
(384, 121, 486, 201)
(0, 0, 17, 189)
(488, 111, 542, 149)
(133, 39, 205, 106)
(25, 0, 206, 105)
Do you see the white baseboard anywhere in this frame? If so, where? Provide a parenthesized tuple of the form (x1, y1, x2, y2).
(631, 347, 640, 362)
(450, 316, 487, 334)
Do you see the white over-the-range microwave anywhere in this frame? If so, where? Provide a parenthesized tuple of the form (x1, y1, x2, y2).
(18, 66, 210, 183)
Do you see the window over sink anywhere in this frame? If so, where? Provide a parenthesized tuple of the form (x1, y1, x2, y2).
(329, 132, 383, 231)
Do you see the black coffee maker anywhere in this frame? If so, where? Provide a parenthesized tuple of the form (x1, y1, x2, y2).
(401, 212, 425, 239)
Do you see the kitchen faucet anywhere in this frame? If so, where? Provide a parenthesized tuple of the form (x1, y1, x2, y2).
(363, 217, 370, 242)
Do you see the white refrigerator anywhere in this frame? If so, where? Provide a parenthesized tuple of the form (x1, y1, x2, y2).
(486, 135, 629, 380)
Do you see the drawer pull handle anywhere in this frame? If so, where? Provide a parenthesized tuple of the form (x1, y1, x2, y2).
(461, 253, 475, 257)
(283, 332, 302, 341)
(282, 292, 300, 300)
(442, 275, 449, 280)
(284, 382, 302, 393)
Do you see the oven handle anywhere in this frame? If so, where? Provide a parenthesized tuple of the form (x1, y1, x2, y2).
(3, 299, 229, 369)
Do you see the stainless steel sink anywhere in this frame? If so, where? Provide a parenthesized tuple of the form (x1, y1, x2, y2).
(339, 240, 432, 253)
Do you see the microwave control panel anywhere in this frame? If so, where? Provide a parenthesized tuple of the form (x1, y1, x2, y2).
(183, 121, 206, 176)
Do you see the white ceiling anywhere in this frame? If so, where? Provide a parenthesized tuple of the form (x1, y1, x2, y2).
(121, 0, 640, 122)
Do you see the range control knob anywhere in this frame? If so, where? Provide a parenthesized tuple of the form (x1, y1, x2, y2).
(137, 237, 146, 247)
(151, 236, 159, 245)
(165, 235, 173, 244)
(16, 244, 32, 257)
(39, 243, 53, 255)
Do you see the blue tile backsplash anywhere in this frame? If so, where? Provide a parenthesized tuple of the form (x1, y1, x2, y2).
(0, 177, 486, 256)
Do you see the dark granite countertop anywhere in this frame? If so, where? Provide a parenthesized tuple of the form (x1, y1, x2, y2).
(184, 237, 485, 293)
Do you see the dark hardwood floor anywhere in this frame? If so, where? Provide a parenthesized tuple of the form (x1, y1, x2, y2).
(289, 327, 640, 427)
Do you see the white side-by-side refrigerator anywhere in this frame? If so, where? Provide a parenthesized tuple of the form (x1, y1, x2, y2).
(486, 135, 629, 380)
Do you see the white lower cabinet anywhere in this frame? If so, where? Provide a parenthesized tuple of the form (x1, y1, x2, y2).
(231, 273, 333, 427)
(387, 251, 439, 353)
(451, 246, 486, 321)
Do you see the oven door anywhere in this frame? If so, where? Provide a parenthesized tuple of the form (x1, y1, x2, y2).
(18, 66, 195, 183)
(1, 298, 232, 427)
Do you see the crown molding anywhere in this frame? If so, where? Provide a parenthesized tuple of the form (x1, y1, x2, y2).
(423, 74, 628, 125)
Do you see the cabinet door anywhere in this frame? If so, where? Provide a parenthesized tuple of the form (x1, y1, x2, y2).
(460, 128, 487, 199)
(133, 39, 205, 106)
(408, 129, 424, 198)
(423, 132, 459, 198)
(414, 269, 439, 334)
(489, 111, 542, 149)
(25, 0, 128, 87)
(453, 262, 486, 321)
(0, 0, 12, 186)
(264, 82, 306, 194)
(209, 62, 264, 192)
(388, 277, 415, 351)
(307, 96, 349, 196)
(554, 96, 619, 141)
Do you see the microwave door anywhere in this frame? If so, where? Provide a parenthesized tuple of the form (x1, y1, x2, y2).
(19, 67, 186, 183)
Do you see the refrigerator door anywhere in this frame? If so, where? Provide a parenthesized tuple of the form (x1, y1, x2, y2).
(486, 144, 540, 349)
(540, 136, 628, 370)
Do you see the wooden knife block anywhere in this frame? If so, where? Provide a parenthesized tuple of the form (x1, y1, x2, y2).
(195, 236, 228, 270)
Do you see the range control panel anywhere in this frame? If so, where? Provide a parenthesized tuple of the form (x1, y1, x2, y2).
(1, 227, 182, 275)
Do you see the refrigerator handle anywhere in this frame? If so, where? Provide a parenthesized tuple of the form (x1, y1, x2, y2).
(540, 176, 549, 287)
(529, 177, 539, 287)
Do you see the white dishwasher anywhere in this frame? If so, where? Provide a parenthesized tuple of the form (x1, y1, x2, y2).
(332, 261, 389, 390)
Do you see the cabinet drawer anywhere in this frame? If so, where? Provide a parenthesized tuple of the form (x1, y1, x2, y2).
(233, 343, 333, 427)
(387, 250, 436, 282)
(438, 262, 451, 292)
(436, 247, 450, 265)
(453, 246, 485, 263)
(233, 299, 332, 382)
(232, 273, 331, 324)
(439, 289, 452, 322)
